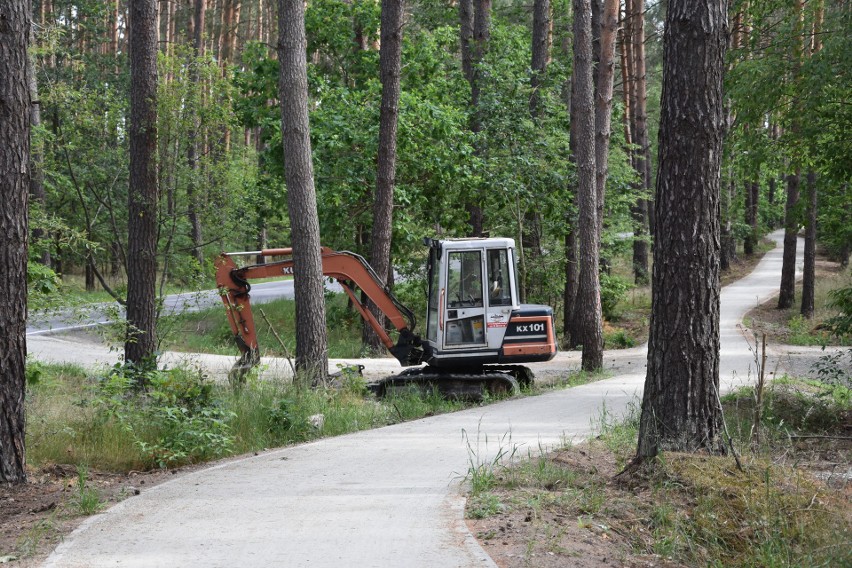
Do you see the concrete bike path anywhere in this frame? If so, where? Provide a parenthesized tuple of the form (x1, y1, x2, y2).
(43, 230, 802, 568)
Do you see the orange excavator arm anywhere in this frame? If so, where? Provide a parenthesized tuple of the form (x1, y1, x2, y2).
(214, 247, 423, 376)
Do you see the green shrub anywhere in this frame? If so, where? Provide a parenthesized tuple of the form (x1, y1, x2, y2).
(599, 273, 631, 320)
(604, 329, 636, 348)
(93, 365, 236, 468)
(826, 286, 852, 338)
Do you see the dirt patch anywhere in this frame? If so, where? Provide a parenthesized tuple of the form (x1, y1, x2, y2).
(0, 464, 200, 566)
(466, 445, 680, 568)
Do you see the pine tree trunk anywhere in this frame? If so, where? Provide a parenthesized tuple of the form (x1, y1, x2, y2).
(0, 0, 31, 483)
(278, 0, 329, 385)
(522, 0, 551, 299)
(744, 180, 757, 255)
(622, 3, 647, 284)
(720, 171, 736, 271)
(125, 0, 160, 368)
(779, 0, 806, 309)
(778, 171, 799, 309)
(630, 0, 653, 239)
(464, 0, 491, 237)
(636, 0, 727, 459)
(562, 225, 579, 348)
(366, 0, 404, 351)
(801, 171, 817, 318)
(572, 0, 603, 371)
(594, 0, 618, 241)
(187, 0, 206, 267)
(28, 48, 50, 266)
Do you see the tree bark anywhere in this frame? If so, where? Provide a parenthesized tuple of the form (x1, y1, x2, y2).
(125, 0, 160, 368)
(779, 0, 806, 309)
(28, 46, 50, 266)
(521, 0, 551, 300)
(366, 0, 404, 351)
(778, 171, 799, 309)
(187, 0, 206, 267)
(744, 179, 758, 255)
(636, 0, 727, 459)
(572, 0, 603, 371)
(562, 224, 580, 348)
(630, 0, 653, 240)
(594, 0, 618, 241)
(459, 0, 474, 85)
(530, 0, 550, 117)
(464, 0, 491, 237)
(0, 0, 31, 484)
(800, 171, 817, 318)
(278, 0, 329, 385)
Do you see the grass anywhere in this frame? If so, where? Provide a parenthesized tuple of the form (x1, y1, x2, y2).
(158, 293, 369, 359)
(466, 372, 852, 567)
(70, 466, 103, 515)
(25, 362, 472, 472)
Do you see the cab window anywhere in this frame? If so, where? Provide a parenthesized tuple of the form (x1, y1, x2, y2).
(487, 249, 512, 306)
(447, 251, 483, 307)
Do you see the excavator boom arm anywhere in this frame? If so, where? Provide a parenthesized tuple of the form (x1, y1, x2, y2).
(215, 247, 423, 371)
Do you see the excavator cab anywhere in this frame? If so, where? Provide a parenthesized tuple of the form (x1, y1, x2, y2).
(422, 238, 557, 370)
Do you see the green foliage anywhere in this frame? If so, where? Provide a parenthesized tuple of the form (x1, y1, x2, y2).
(599, 273, 631, 320)
(92, 365, 236, 468)
(27, 262, 62, 312)
(825, 286, 852, 338)
(604, 329, 636, 349)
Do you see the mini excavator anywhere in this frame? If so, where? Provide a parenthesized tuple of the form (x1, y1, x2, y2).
(215, 237, 557, 398)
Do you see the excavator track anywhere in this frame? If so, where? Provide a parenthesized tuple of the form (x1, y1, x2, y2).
(368, 366, 531, 401)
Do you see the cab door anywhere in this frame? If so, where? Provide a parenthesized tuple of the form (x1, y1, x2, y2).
(484, 248, 514, 349)
(442, 249, 487, 349)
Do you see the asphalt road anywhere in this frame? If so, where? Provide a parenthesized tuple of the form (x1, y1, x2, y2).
(26, 278, 343, 336)
(41, 230, 809, 567)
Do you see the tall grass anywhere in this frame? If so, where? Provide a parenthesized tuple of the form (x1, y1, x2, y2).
(25, 362, 469, 472)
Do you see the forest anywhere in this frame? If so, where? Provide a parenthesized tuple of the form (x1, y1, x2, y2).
(22, 0, 847, 321)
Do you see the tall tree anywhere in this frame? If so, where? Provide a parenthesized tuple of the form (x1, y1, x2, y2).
(636, 0, 727, 458)
(778, 0, 805, 310)
(187, 0, 207, 266)
(800, 4, 824, 319)
(593, 0, 619, 240)
(743, 179, 758, 255)
(0, 0, 31, 483)
(464, 0, 491, 236)
(621, 0, 648, 284)
(801, 171, 817, 317)
(521, 0, 551, 300)
(366, 0, 405, 350)
(28, 45, 49, 266)
(125, 0, 160, 367)
(572, 0, 604, 371)
(278, 0, 329, 384)
(629, 0, 653, 241)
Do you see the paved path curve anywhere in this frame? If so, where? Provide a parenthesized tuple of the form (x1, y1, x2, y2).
(43, 230, 804, 568)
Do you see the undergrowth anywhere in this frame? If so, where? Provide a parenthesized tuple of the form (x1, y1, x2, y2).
(26, 362, 468, 472)
(467, 375, 851, 567)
